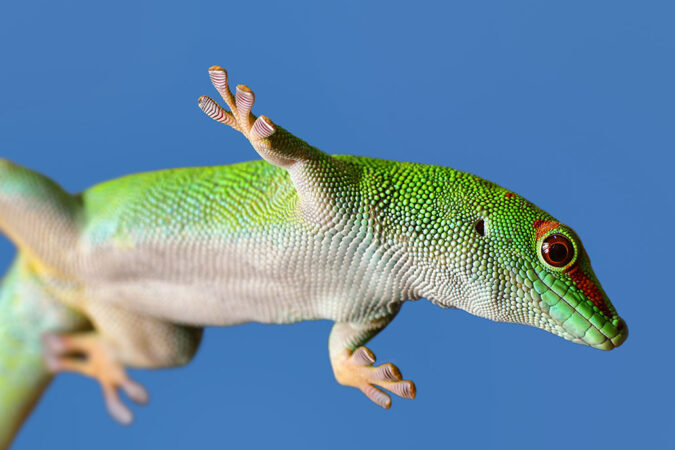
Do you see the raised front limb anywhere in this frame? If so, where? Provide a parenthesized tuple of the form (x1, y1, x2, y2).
(198, 66, 351, 223)
(329, 309, 416, 409)
(198, 66, 327, 168)
(43, 302, 202, 424)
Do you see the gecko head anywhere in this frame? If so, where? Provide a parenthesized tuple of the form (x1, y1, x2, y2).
(425, 176, 627, 350)
(503, 215, 628, 350)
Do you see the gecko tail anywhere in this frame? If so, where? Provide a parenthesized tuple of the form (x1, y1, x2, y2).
(0, 158, 82, 273)
(0, 255, 88, 448)
(0, 160, 88, 446)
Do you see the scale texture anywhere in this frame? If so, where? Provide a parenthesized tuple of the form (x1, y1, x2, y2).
(0, 66, 628, 447)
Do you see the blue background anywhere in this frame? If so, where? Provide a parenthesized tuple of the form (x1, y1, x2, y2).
(1, 1, 672, 448)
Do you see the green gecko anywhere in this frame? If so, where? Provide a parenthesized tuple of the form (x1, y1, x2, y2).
(0, 65, 627, 447)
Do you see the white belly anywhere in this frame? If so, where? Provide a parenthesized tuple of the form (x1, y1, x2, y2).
(77, 226, 420, 326)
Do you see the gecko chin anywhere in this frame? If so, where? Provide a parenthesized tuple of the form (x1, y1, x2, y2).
(592, 318, 628, 350)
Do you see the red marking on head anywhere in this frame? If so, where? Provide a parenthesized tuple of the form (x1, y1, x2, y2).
(533, 219, 560, 241)
(505, 192, 516, 198)
(566, 264, 613, 318)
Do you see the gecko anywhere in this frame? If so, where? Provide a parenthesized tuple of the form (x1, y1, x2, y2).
(0, 66, 628, 447)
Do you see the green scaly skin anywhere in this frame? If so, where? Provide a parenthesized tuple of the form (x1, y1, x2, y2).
(0, 66, 627, 445)
(0, 256, 87, 448)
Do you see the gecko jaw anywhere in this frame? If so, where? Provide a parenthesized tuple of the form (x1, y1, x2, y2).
(527, 268, 628, 351)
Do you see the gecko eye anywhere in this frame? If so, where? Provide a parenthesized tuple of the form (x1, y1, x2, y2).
(541, 234, 574, 267)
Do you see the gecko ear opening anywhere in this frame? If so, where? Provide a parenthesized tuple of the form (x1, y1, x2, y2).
(474, 219, 485, 236)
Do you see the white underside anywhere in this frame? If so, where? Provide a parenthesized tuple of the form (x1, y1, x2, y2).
(75, 225, 421, 327)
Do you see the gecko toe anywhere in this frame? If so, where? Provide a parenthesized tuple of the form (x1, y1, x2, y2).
(386, 380, 416, 399)
(121, 378, 149, 405)
(360, 384, 391, 409)
(352, 347, 376, 365)
(103, 384, 134, 425)
(41, 331, 151, 423)
(42, 332, 66, 354)
(374, 363, 402, 381)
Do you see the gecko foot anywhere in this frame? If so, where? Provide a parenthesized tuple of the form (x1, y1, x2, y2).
(333, 347, 416, 409)
(42, 332, 148, 425)
(198, 66, 276, 143)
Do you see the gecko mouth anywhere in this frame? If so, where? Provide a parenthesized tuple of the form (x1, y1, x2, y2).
(526, 265, 628, 350)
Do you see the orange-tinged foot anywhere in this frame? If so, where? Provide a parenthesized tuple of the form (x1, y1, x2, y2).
(42, 332, 148, 424)
(333, 347, 416, 408)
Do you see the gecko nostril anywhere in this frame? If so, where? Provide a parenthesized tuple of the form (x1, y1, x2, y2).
(615, 319, 626, 331)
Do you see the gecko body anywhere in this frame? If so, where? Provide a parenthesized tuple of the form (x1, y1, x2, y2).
(76, 158, 415, 327)
(0, 66, 627, 446)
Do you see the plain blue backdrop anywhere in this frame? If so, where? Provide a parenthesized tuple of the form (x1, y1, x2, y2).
(1, 1, 672, 448)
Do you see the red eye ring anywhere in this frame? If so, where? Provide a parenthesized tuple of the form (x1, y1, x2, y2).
(541, 234, 574, 267)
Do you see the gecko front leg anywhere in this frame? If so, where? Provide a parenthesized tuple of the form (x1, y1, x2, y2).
(328, 310, 416, 409)
(198, 66, 350, 224)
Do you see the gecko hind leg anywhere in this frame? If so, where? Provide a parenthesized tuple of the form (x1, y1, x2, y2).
(42, 301, 203, 425)
(42, 331, 148, 425)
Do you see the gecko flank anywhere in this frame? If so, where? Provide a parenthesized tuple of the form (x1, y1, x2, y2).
(0, 65, 627, 446)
